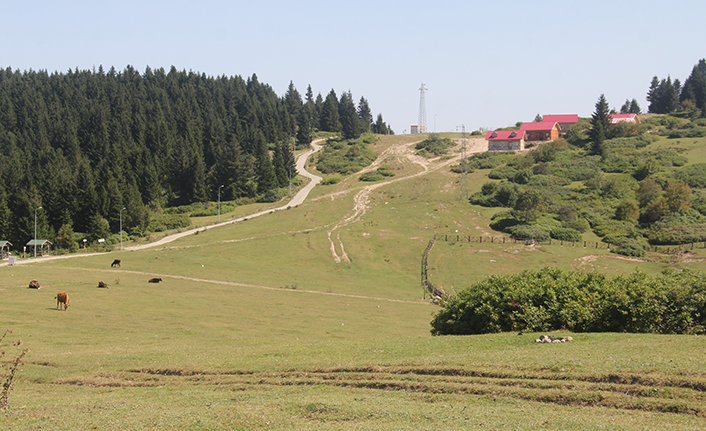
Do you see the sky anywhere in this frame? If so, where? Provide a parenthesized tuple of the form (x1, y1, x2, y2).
(3, 0, 705, 134)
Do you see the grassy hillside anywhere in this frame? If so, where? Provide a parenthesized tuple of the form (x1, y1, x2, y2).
(2, 133, 706, 429)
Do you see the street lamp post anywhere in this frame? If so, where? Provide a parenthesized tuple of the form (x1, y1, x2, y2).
(289, 136, 295, 196)
(120, 207, 126, 250)
(34, 206, 42, 257)
(218, 184, 224, 222)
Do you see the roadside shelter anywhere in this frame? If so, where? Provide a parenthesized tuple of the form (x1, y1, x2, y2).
(0, 240, 11, 259)
(26, 239, 52, 257)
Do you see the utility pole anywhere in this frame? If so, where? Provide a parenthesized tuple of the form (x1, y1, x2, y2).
(458, 124, 469, 201)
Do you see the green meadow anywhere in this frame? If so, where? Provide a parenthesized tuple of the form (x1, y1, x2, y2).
(2, 133, 706, 429)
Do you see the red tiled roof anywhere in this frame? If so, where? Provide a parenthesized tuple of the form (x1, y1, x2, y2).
(609, 113, 636, 120)
(486, 130, 524, 140)
(542, 114, 578, 124)
(519, 122, 558, 132)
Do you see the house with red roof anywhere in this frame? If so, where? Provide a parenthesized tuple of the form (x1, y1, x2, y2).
(485, 130, 526, 151)
(609, 113, 640, 124)
(542, 114, 579, 133)
(519, 121, 560, 142)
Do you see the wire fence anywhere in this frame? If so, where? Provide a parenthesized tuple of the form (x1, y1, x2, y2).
(431, 233, 706, 255)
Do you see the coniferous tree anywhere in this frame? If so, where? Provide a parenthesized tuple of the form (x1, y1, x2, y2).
(272, 141, 288, 188)
(357, 97, 372, 133)
(680, 60, 706, 111)
(283, 81, 302, 128)
(0, 186, 10, 239)
(372, 113, 393, 135)
(296, 105, 312, 147)
(0, 65, 388, 251)
(313, 93, 323, 130)
(339, 91, 361, 139)
(647, 76, 660, 112)
(320, 90, 341, 132)
(629, 98, 642, 114)
(589, 94, 611, 158)
(254, 132, 277, 194)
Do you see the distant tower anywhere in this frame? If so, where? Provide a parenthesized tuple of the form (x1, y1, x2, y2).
(418, 83, 427, 133)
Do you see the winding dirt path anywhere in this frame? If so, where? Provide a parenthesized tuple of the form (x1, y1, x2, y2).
(324, 138, 484, 263)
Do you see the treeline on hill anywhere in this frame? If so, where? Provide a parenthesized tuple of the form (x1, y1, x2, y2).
(430, 267, 706, 335)
(0, 65, 393, 252)
(468, 58, 706, 258)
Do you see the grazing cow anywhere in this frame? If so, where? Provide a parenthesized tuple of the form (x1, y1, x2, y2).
(148, 277, 163, 283)
(111, 259, 121, 268)
(98, 281, 108, 288)
(55, 292, 69, 310)
(29, 280, 40, 289)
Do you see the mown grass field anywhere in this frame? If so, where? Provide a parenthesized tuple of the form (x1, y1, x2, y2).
(2, 133, 706, 430)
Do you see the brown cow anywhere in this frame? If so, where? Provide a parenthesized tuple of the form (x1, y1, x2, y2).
(55, 292, 69, 310)
(111, 259, 121, 268)
(29, 280, 40, 289)
(148, 278, 163, 283)
(98, 281, 108, 288)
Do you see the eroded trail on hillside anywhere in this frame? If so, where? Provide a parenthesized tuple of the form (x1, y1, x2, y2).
(324, 138, 483, 264)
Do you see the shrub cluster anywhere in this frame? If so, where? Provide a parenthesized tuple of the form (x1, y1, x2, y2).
(415, 134, 454, 156)
(430, 267, 706, 335)
(147, 214, 191, 232)
(316, 137, 377, 175)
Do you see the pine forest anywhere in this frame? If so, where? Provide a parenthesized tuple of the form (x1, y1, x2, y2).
(0, 65, 391, 251)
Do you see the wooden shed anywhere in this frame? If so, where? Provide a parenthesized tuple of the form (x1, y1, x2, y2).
(0, 240, 11, 259)
(26, 239, 52, 257)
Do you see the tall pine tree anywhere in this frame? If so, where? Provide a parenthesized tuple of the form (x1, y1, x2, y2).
(589, 94, 611, 158)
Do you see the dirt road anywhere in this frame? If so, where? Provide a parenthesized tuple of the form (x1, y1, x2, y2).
(1, 139, 325, 266)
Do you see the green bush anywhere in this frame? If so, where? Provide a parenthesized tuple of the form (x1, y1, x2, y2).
(147, 213, 191, 232)
(488, 165, 518, 180)
(316, 138, 377, 175)
(610, 237, 646, 257)
(562, 218, 590, 233)
(322, 176, 342, 185)
(647, 224, 706, 245)
(359, 172, 385, 182)
(190, 204, 236, 217)
(505, 225, 550, 242)
(550, 227, 582, 242)
(415, 134, 454, 155)
(430, 267, 706, 335)
(675, 163, 706, 189)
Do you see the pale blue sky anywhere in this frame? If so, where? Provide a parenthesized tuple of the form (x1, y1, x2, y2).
(3, 0, 704, 133)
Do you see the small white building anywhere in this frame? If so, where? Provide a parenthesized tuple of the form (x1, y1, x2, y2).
(410, 125, 426, 134)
